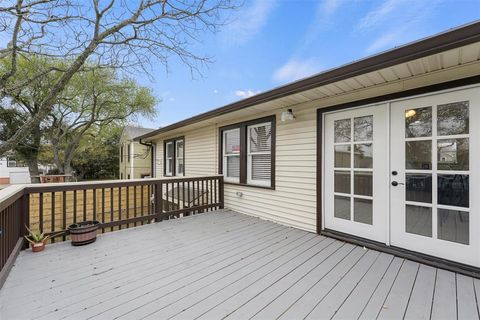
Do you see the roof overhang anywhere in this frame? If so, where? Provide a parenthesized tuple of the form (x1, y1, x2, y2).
(136, 20, 480, 141)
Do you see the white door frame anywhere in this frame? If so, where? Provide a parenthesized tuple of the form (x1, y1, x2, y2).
(321, 83, 480, 267)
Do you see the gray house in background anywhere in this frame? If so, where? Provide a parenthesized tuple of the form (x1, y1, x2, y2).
(119, 126, 155, 179)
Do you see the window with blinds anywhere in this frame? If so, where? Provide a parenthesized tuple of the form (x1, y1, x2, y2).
(248, 122, 272, 186)
(163, 136, 184, 176)
(223, 128, 240, 182)
(220, 116, 275, 188)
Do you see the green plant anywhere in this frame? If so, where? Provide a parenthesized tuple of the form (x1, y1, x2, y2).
(24, 225, 49, 245)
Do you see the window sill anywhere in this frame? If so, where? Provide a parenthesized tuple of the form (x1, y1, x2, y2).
(224, 181, 275, 190)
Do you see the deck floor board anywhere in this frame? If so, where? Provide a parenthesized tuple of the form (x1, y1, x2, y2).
(1, 210, 478, 320)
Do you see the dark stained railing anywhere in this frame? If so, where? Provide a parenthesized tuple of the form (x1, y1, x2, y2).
(0, 175, 224, 289)
(0, 186, 26, 288)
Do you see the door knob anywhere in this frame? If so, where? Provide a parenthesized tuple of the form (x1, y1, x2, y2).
(391, 181, 404, 186)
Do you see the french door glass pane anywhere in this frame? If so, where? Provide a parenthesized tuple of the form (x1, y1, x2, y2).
(405, 107, 432, 138)
(437, 209, 469, 245)
(437, 138, 469, 171)
(354, 143, 373, 168)
(354, 198, 372, 225)
(406, 205, 432, 237)
(354, 171, 372, 196)
(334, 171, 350, 194)
(437, 101, 469, 136)
(354, 116, 373, 141)
(406, 174, 432, 203)
(334, 145, 350, 168)
(438, 174, 469, 207)
(334, 119, 351, 142)
(406, 140, 432, 170)
(334, 195, 350, 220)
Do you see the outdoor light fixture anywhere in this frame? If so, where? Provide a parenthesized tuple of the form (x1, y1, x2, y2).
(281, 109, 296, 122)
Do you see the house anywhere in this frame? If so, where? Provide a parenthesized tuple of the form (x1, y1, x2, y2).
(136, 21, 480, 273)
(0, 155, 29, 185)
(118, 126, 155, 179)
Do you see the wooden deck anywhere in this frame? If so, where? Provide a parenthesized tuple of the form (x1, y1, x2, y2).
(1, 210, 479, 320)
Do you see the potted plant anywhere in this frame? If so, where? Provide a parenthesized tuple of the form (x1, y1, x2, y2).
(67, 221, 100, 246)
(24, 226, 50, 252)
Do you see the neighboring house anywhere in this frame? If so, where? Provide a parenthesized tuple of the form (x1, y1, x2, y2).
(136, 22, 480, 273)
(0, 155, 30, 184)
(119, 126, 155, 179)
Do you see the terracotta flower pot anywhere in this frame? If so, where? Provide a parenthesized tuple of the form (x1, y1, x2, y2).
(31, 241, 46, 252)
(68, 221, 100, 246)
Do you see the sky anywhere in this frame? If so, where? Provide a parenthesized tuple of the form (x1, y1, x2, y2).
(135, 0, 480, 129)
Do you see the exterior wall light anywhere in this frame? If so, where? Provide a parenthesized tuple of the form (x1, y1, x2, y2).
(281, 109, 296, 122)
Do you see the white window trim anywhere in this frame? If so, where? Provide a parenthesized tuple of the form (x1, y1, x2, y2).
(247, 122, 272, 187)
(165, 141, 174, 176)
(223, 128, 240, 183)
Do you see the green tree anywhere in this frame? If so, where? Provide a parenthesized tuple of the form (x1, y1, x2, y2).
(48, 67, 157, 176)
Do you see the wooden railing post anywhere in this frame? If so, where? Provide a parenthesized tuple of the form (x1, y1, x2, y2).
(154, 181, 163, 222)
(20, 193, 29, 249)
(219, 176, 224, 209)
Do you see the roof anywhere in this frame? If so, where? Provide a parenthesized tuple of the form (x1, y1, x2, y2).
(123, 126, 155, 140)
(135, 20, 480, 141)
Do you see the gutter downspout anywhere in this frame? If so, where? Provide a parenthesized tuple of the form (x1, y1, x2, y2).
(139, 139, 155, 178)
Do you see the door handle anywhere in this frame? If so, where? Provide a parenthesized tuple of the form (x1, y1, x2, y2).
(391, 181, 405, 186)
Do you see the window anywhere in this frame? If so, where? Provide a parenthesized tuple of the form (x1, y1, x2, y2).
(164, 137, 185, 176)
(223, 128, 241, 183)
(247, 122, 272, 187)
(127, 144, 131, 162)
(219, 116, 275, 188)
(6, 156, 17, 167)
(120, 146, 123, 163)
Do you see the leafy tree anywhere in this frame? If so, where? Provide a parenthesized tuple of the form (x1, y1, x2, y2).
(70, 125, 122, 180)
(48, 67, 157, 175)
(0, 0, 238, 156)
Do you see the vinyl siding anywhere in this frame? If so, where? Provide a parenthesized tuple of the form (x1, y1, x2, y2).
(153, 105, 317, 232)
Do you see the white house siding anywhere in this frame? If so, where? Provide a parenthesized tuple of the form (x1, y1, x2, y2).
(153, 105, 318, 232)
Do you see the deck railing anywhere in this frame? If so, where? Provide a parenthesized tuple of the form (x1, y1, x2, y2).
(0, 175, 224, 288)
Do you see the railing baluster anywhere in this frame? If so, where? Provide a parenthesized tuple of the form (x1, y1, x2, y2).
(118, 187, 122, 230)
(134, 186, 137, 227)
(51, 192, 55, 243)
(101, 188, 105, 233)
(39, 192, 44, 234)
(93, 188, 97, 223)
(110, 187, 114, 232)
(140, 185, 144, 225)
(83, 189, 87, 222)
(73, 190, 77, 224)
(62, 191, 66, 241)
(126, 186, 130, 228)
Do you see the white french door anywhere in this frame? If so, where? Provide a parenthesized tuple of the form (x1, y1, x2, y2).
(324, 104, 389, 243)
(323, 86, 480, 267)
(390, 87, 480, 266)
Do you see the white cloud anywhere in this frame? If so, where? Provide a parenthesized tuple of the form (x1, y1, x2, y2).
(365, 30, 403, 54)
(169, 97, 175, 102)
(320, 0, 343, 16)
(357, 0, 403, 30)
(213, 89, 219, 94)
(223, 0, 276, 45)
(235, 89, 260, 99)
(272, 59, 322, 83)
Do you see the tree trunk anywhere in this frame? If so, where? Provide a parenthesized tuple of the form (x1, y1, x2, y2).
(26, 157, 40, 183)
